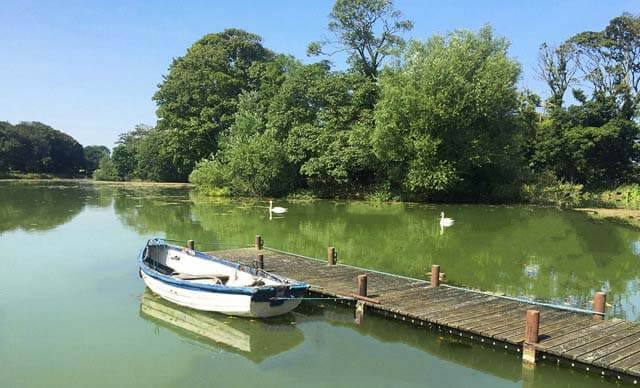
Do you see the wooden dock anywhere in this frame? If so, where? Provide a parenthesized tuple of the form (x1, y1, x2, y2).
(206, 241, 640, 384)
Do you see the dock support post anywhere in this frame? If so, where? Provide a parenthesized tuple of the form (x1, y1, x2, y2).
(187, 240, 195, 250)
(255, 254, 264, 270)
(521, 363, 536, 388)
(523, 309, 540, 364)
(430, 265, 440, 287)
(355, 301, 365, 324)
(354, 275, 368, 324)
(327, 246, 336, 266)
(593, 292, 606, 321)
(357, 274, 368, 297)
(255, 235, 263, 250)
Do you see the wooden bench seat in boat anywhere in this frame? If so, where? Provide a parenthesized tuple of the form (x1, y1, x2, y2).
(172, 273, 230, 284)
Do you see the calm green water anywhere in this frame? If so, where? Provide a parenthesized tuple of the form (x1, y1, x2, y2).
(1, 181, 637, 387)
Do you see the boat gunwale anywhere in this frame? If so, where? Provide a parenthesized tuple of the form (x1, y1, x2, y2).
(138, 238, 309, 297)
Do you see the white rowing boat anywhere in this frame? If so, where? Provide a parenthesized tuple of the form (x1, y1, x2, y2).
(138, 238, 309, 318)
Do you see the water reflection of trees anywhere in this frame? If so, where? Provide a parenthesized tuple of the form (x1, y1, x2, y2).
(0, 181, 110, 234)
(110, 190, 640, 319)
(10, 182, 635, 317)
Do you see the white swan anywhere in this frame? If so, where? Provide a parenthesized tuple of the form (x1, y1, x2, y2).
(439, 212, 454, 227)
(269, 200, 287, 214)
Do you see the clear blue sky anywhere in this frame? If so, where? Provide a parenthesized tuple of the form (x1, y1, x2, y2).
(0, 0, 636, 148)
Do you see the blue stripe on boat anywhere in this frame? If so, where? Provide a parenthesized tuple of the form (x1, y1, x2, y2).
(138, 238, 309, 302)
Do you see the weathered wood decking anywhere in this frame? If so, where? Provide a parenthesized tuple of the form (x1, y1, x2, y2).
(208, 246, 640, 384)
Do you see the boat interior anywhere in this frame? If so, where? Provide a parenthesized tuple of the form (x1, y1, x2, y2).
(144, 244, 282, 288)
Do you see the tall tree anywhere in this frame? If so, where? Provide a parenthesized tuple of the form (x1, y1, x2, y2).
(153, 29, 274, 179)
(83, 145, 110, 173)
(569, 13, 640, 119)
(0, 122, 85, 175)
(537, 43, 577, 108)
(373, 27, 523, 199)
(307, 0, 413, 79)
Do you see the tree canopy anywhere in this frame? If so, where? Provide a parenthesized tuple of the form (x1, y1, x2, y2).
(373, 27, 524, 199)
(83, 145, 110, 173)
(152, 29, 276, 179)
(307, 0, 413, 79)
(0, 121, 86, 175)
(5, 2, 637, 205)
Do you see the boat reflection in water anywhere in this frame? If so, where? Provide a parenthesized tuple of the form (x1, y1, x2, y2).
(139, 289, 304, 363)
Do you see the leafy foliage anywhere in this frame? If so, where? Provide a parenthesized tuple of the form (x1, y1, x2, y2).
(83, 145, 110, 173)
(373, 27, 523, 200)
(153, 29, 275, 179)
(308, 0, 412, 79)
(521, 172, 585, 208)
(4, 4, 635, 207)
(92, 156, 118, 181)
(0, 121, 85, 175)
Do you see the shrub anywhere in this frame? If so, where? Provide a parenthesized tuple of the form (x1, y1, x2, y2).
(521, 172, 584, 208)
(92, 157, 119, 181)
(189, 158, 231, 196)
(598, 184, 640, 209)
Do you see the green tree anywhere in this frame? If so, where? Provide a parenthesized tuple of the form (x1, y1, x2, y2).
(0, 121, 30, 172)
(83, 145, 111, 173)
(536, 43, 577, 108)
(0, 121, 85, 175)
(373, 27, 523, 200)
(111, 124, 151, 180)
(532, 101, 640, 187)
(92, 156, 118, 181)
(532, 14, 640, 189)
(569, 13, 640, 119)
(153, 29, 274, 179)
(191, 88, 297, 196)
(267, 63, 378, 193)
(134, 129, 180, 181)
(308, 0, 413, 79)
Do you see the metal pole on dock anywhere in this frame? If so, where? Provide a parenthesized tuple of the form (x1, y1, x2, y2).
(327, 246, 336, 266)
(187, 240, 195, 250)
(430, 264, 440, 287)
(255, 235, 263, 250)
(523, 309, 540, 364)
(255, 254, 264, 270)
(593, 292, 606, 321)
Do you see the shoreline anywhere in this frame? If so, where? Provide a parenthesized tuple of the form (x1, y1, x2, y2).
(4, 178, 640, 228)
(575, 207, 640, 229)
(0, 177, 191, 188)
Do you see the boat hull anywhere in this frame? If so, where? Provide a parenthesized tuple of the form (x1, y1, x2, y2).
(141, 271, 303, 318)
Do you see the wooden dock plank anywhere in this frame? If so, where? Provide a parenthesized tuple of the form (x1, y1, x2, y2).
(539, 321, 630, 353)
(558, 323, 637, 360)
(592, 333, 640, 369)
(499, 314, 590, 343)
(415, 295, 495, 321)
(573, 327, 640, 364)
(488, 309, 572, 341)
(610, 351, 640, 374)
(207, 247, 640, 380)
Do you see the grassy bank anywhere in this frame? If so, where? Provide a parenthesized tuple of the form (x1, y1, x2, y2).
(0, 172, 75, 180)
(0, 176, 191, 189)
(575, 208, 640, 229)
